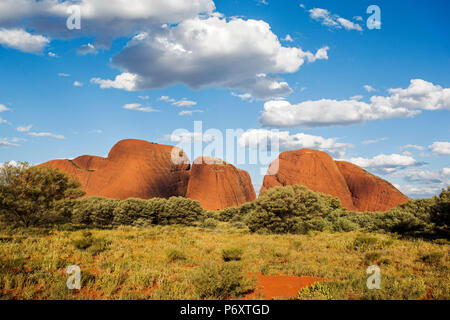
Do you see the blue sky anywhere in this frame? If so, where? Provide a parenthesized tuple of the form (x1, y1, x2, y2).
(0, 0, 449, 198)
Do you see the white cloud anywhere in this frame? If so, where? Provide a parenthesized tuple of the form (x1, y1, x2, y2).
(58, 73, 70, 77)
(0, 0, 216, 46)
(0, 160, 18, 167)
(309, 8, 362, 31)
(401, 144, 425, 151)
(361, 137, 387, 145)
(122, 103, 158, 112)
(350, 95, 363, 101)
(17, 125, 32, 132)
(77, 43, 98, 55)
(48, 51, 58, 58)
(429, 141, 450, 155)
(179, 110, 203, 116)
(0, 28, 49, 54)
(346, 153, 419, 175)
(99, 14, 328, 99)
(73, 81, 83, 87)
(28, 131, 65, 139)
(0, 117, 7, 124)
(353, 16, 363, 21)
(392, 167, 450, 196)
(0, 138, 19, 148)
(238, 129, 352, 158)
(91, 72, 138, 91)
(159, 96, 197, 107)
(260, 79, 449, 128)
(138, 95, 149, 100)
(0, 104, 10, 112)
(364, 85, 376, 92)
(231, 92, 253, 101)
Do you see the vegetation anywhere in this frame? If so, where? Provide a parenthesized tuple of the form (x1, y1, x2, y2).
(0, 165, 448, 299)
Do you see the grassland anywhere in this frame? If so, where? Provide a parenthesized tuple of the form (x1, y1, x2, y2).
(0, 223, 448, 300)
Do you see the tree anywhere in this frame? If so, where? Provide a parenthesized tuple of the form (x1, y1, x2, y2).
(431, 187, 450, 238)
(0, 162, 85, 227)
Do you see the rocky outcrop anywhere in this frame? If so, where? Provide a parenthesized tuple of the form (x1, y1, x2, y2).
(40, 139, 191, 200)
(335, 161, 409, 212)
(185, 157, 256, 210)
(40, 140, 255, 210)
(261, 149, 409, 212)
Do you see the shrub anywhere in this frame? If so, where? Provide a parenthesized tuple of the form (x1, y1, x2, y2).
(245, 185, 341, 234)
(113, 198, 155, 226)
(221, 247, 243, 261)
(192, 263, 254, 299)
(352, 234, 378, 251)
(297, 282, 333, 300)
(431, 187, 450, 239)
(159, 197, 204, 226)
(216, 206, 240, 222)
(0, 163, 84, 227)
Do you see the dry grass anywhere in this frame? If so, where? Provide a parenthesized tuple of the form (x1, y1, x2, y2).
(0, 223, 448, 300)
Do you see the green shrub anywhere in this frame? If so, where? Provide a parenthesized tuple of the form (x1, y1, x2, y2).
(202, 218, 218, 229)
(352, 234, 378, 251)
(245, 185, 342, 234)
(221, 247, 243, 261)
(159, 197, 204, 226)
(216, 206, 240, 222)
(363, 252, 382, 265)
(431, 187, 450, 239)
(72, 236, 93, 250)
(192, 262, 254, 299)
(332, 217, 359, 232)
(113, 198, 155, 226)
(0, 163, 84, 227)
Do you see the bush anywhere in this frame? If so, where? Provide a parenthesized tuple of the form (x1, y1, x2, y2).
(159, 197, 204, 226)
(216, 206, 241, 222)
(113, 198, 156, 226)
(192, 263, 254, 299)
(352, 234, 378, 251)
(297, 282, 333, 300)
(221, 247, 243, 261)
(0, 163, 84, 227)
(419, 252, 443, 266)
(431, 187, 450, 239)
(245, 185, 342, 234)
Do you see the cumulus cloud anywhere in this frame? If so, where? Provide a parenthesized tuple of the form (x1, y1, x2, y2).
(260, 79, 449, 128)
(0, 28, 49, 54)
(401, 144, 425, 151)
(429, 141, 450, 155)
(73, 81, 83, 87)
(345, 153, 421, 175)
(392, 168, 450, 196)
(309, 8, 362, 31)
(238, 129, 352, 158)
(91, 72, 138, 91)
(281, 34, 293, 42)
(122, 103, 158, 112)
(0, 0, 216, 46)
(94, 14, 328, 99)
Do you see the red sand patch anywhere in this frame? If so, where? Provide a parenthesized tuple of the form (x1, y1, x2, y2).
(246, 273, 323, 300)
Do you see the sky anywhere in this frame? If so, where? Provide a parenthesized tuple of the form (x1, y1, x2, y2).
(0, 0, 449, 198)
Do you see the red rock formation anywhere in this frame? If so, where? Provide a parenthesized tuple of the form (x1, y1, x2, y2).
(261, 149, 356, 210)
(261, 149, 409, 212)
(185, 157, 256, 210)
(40, 139, 191, 200)
(335, 161, 409, 212)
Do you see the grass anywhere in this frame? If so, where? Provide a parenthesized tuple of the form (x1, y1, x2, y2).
(0, 224, 448, 300)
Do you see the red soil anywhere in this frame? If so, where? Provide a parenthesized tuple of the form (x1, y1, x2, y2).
(185, 156, 256, 210)
(246, 273, 323, 300)
(261, 149, 409, 212)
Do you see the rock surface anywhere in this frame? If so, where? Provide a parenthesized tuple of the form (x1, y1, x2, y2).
(185, 157, 256, 210)
(40, 139, 191, 200)
(335, 161, 409, 212)
(261, 149, 409, 212)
